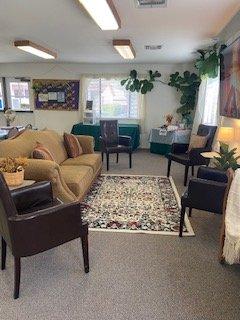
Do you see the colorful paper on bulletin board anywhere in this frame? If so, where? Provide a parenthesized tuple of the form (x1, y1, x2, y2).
(33, 79, 80, 111)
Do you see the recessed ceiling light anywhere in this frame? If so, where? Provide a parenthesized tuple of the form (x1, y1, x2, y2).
(113, 40, 136, 60)
(14, 40, 57, 59)
(79, 0, 121, 30)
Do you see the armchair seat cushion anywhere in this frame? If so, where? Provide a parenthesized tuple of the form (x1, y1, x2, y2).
(61, 154, 102, 173)
(60, 165, 93, 198)
(166, 153, 190, 165)
(106, 145, 132, 154)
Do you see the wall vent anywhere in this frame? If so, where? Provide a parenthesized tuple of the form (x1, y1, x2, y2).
(136, 0, 167, 8)
(145, 45, 162, 50)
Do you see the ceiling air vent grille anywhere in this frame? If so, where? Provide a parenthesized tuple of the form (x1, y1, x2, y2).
(136, 0, 167, 8)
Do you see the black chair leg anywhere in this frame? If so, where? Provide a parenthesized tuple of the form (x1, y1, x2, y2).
(129, 152, 132, 168)
(81, 235, 89, 273)
(14, 257, 21, 299)
(179, 206, 186, 237)
(101, 152, 104, 162)
(189, 207, 192, 217)
(167, 159, 171, 177)
(191, 166, 194, 176)
(184, 166, 189, 186)
(1, 237, 6, 270)
(116, 153, 119, 163)
(106, 153, 109, 171)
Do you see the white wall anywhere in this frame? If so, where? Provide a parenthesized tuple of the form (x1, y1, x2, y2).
(218, 10, 240, 129)
(0, 62, 192, 147)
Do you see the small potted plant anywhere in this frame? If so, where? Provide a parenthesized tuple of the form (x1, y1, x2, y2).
(213, 142, 240, 171)
(0, 157, 28, 186)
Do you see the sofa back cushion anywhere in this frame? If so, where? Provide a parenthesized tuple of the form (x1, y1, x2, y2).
(0, 129, 68, 164)
(32, 142, 55, 161)
(64, 133, 83, 158)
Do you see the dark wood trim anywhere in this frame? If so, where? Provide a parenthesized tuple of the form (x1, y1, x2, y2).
(106, 0, 121, 29)
(14, 40, 57, 59)
(2, 77, 9, 111)
(113, 39, 136, 58)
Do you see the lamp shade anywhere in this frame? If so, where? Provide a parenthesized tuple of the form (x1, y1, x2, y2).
(217, 127, 234, 143)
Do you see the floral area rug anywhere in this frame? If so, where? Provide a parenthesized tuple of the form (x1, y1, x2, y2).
(81, 175, 194, 236)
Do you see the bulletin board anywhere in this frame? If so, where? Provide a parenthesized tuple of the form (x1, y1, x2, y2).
(32, 79, 80, 111)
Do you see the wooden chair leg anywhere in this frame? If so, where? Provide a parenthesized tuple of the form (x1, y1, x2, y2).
(179, 206, 186, 237)
(106, 153, 109, 171)
(81, 235, 89, 273)
(129, 152, 132, 168)
(101, 152, 104, 162)
(14, 257, 21, 299)
(191, 166, 194, 176)
(1, 237, 6, 270)
(189, 208, 192, 217)
(167, 159, 171, 177)
(116, 153, 119, 163)
(184, 165, 189, 186)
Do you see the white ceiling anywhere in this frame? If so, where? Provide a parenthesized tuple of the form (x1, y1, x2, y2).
(0, 0, 239, 64)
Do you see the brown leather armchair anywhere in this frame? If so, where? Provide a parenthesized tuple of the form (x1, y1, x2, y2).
(0, 174, 89, 299)
(179, 166, 228, 237)
(100, 120, 132, 170)
(166, 124, 217, 186)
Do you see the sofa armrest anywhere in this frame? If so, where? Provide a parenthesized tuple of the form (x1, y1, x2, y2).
(75, 135, 94, 154)
(24, 159, 76, 203)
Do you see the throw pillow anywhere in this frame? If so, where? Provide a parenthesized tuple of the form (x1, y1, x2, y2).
(63, 133, 83, 158)
(32, 142, 55, 161)
(188, 134, 208, 152)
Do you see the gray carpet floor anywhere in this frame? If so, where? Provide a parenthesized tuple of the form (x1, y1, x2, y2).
(1, 150, 240, 320)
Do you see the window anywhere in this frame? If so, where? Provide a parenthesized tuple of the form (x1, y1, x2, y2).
(86, 78, 139, 119)
(0, 81, 4, 110)
(202, 73, 220, 125)
(9, 81, 30, 111)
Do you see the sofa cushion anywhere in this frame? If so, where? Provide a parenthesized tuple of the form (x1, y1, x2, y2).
(63, 132, 83, 158)
(60, 165, 93, 198)
(61, 154, 102, 173)
(32, 142, 55, 161)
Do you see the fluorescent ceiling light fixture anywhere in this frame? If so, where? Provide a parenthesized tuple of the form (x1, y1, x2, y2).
(79, 0, 121, 30)
(113, 40, 136, 60)
(14, 40, 57, 59)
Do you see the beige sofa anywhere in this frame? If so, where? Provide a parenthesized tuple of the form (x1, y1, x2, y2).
(0, 130, 102, 202)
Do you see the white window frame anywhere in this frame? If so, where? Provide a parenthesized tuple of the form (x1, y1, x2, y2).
(0, 78, 4, 111)
(87, 78, 140, 120)
(6, 78, 31, 112)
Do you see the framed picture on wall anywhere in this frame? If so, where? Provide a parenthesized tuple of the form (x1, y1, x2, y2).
(33, 79, 80, 111)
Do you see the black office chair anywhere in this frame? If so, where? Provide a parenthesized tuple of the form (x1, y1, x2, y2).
(166, 124, 217, 186)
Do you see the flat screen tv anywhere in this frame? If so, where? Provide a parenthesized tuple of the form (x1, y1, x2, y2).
(220, 36, 240, 118)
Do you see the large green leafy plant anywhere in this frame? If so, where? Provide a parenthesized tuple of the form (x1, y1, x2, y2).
(195, 43, 226, 79)
(168, 71, 201, 121)
(121, 70, 161, 94)
(214, 142, 240, 171)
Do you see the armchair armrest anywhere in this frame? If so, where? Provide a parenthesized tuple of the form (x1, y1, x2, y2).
(171, 143, 189, 154)
(189, 147, 206, 162)
(9, 202, 87, 257)
(197, 166, 228, 183)
(187, 178, 227, 213)
(11, 181, 54, 213)
(75, 135, 94, 154)
(119, 135, 132, 147)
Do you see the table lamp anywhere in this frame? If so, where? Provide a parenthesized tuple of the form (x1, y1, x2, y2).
(217, 127, 235, 144)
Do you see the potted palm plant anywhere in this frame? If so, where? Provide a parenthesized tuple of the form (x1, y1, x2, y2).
(0, 157, 28, 186)
(214, 142, 240, 171)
